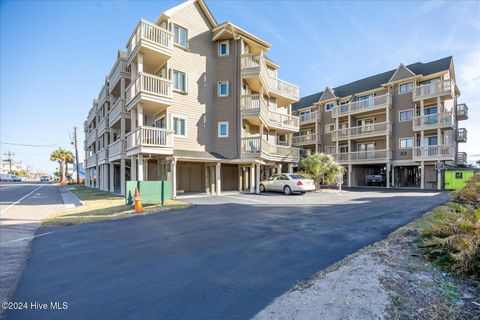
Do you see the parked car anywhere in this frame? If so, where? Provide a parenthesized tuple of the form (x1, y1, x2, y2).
(0, 174, 14, 182)
(365, 174, 385, 186)
(40, 175, 51, 182)
(12, 175, 22, 182)
(260, 173, 315, 195)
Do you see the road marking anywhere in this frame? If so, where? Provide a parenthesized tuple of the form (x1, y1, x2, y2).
(222, 195, 268, 203)
(8, 231, 55, 243)
(0, 185, 45, 214)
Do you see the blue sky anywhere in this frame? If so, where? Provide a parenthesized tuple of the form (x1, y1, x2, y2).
(1, 0, 479, 173)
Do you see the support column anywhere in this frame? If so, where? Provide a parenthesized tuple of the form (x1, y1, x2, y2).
(172, 158, 177, 198)
(110, 163, 115, 193)
(120, 158, 126, 196)
(95, 165, 100, 189)
(386, 162, 391, 188)
(249, 164, 255, 193)
(137, 154, 144, 181)
(437, 164, 442, 191)
(288, 163, 294, 173)
(392, 165, 395, 188)
(216, 162, 221, 195)
(238, 166, 243, 192)
(277, 164, 282, 174)
(131, 156, 137, 181)
(421, 161, 425, 190)
(348, 164, 352, 187)
(255, 163, 261, 194)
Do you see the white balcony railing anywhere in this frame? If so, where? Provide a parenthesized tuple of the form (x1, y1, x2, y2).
(457, 128, 467, 143)
(87, 107, 96, 125)
(412, 144, 455, 160)
(97, 148, 108, 163)
(127, 20, 173, 59)
(412, 112, 454, 130)
(126, 126, 173, 151)
(241, 136, 299, 161)
(333, 149, 391, 163)
(457, 152, 467, 165)
(299, 112, 320, 124)
(98, 85, 108, 106)
(109, 139, 126, 159)
(332, 122, 391, 140)
(85, 154, 97, 168)
(412, 79, 454, 101)
(97, 116, 109, 134)
(457, 103, 468, 120)
(126, 72, 172, 106)
(332, 94, 391, 117)
(108, 58, 130, 90)
(86, 130, 96, 146)
(268, 76, 300, 99)
(240, 94, 299, 131)
(292, 133, 320, 145)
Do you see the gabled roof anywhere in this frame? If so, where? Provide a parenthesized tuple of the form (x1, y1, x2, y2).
(292, 56, 452, 111)
(318, 87, 336, 102)
(157, 0, 217, 28)
(388, 63, 416, 82)
(212, 21, 272, 49)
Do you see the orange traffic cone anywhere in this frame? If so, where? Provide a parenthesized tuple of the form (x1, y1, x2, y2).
(134, 187, 143, 213)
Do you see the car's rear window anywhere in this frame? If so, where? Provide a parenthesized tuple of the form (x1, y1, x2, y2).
(289, 174, 304, 180)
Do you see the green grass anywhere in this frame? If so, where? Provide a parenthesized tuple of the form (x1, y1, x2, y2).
(43, 185, 190, 226)
(440, 281, 460, 303)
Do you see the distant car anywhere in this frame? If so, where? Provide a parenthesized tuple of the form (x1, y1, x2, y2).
(260, 173, 315, 195)
(0, 174, 14, 182)
(12, 175, 22, 182)
(40, 176, 50, 182)
(365, 174, 385, 186)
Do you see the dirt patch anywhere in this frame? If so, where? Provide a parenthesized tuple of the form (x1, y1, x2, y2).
(253, 213, 479, 320)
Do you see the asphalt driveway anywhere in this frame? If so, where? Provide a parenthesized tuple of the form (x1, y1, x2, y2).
(7, 190, 449, 320)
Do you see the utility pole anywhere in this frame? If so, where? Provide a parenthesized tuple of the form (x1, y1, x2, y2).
(72, 127, 80, 184)
(3, 151, 15, 173)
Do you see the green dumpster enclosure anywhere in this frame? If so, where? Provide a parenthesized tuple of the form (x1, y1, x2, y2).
(125, 180, 173, 205)
(444, 170, 476, 190)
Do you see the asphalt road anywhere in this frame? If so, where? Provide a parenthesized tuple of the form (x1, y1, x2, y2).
(0, 182, 65, 309)
(6, 190, 449, 320)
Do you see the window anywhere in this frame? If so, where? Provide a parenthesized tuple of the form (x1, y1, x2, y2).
(325, 146, 335, 154)
(173, 70, 186, 93)
(172, 116, 186, 137)
(399, 138, 414, 149)
(217, 81, 229, 97)
(399, 109, 414, 122)
(173, 24, 188, 48)
(218, 41, 229, 56)
(455, 172, 463, 179)
(325, 123, 335, 133)
(399, 82, 413, 94)
(357, 143, 374, 152)
(218, 121, 229, 138)
(325, 103, 335, 111)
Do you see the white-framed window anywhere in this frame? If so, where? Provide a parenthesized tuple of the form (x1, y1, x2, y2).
(173, 24, 188, 48)
(218, 40, 229, 56)
(217, 81, 229, 97)
(399, 109, 414, 122)
(218, 121, 229, 138)
(399, 137, 414, 149)
(325, 123, 335, 133)
(399, 82, 414, 94)
(171, 116, 187, 137)
(325, 102, 336, 111)
(173, 70, 187, 93)
(325, 146, 335, 154)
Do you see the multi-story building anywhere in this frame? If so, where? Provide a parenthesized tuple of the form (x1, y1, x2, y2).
(293, 57, 468, 189)
(84, 0, 300, 196)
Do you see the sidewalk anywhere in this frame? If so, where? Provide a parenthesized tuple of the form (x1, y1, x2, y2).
(59, 187, 84, 208)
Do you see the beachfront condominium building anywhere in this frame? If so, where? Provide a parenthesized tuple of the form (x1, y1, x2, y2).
(292, 57, 469, 189)
(84, 0, 300, 196)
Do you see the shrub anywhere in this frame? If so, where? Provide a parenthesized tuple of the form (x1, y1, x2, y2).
(419, 174, 480, 277)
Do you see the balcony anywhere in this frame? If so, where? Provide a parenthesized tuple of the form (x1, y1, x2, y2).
(109, 99, 130, 127)
(241, 136, 300, 163)
(332, 122, 391, 141)
(412, 79, 455, 101)
(126, 72, 172, 112)
(126, 126, 173, 156)
(241, 95, 299, 132)
(299, 111, 320, 125)
(292, 133, 320, 146)
(412, 112, 454, 131)
(332, 149, 391, 164)
(240, 52, 299, 104)
(457, 128, 467, 143)
(457, 152, 467, 165)
(126, 19, 173, 67)
(412, 144, 455, 161)
(457, 103, 468, 120)
(86, 129, 96, 147)
(98, 85, 109, 107)
(87, 107, 96, 125)
(85, 154, 97, 169)
(109, 139, 126, 161)
(332, 94, 391, 117)
(97, 116, 109, 135)
(108, 57, 130, 93)
(97, 148, 109, 165)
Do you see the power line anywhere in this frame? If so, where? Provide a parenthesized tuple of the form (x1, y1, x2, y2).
(0, 142, 72, 147)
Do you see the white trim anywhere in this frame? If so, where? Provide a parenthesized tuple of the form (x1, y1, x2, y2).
(388, 63, 416, 83)
(218, 121, 229, 138)
(172, 69, 187, 94)
(173, 23, 188, 49)
(171, 114, 187, 138)
(325, 123, 336, 133)
(399, 109, 414, 122)
(398, 81, 414, 95)
(325, 102, 336, 112)
(399, 137, 414, 149)
(217, 81, 229, 97)
(218, 40, 229, 57)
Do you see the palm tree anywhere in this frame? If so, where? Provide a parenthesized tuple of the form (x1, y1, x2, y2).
(50, 148, 75, 182)
(299, 153, 344, 189)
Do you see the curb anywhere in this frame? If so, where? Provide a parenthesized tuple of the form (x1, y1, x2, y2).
(58, 187, 84, 208)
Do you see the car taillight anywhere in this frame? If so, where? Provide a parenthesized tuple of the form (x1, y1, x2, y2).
(297, 181, 303, 186)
